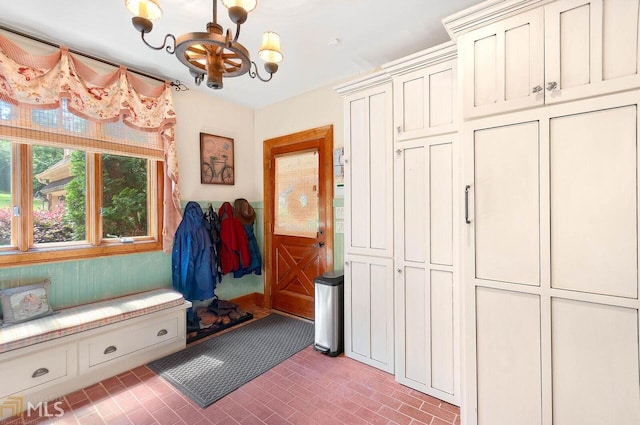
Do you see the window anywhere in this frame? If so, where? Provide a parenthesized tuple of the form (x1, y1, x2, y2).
(0, 139, 11, 248)
(0, 101, 164, 266)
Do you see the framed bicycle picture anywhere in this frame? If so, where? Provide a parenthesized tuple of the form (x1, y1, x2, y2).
(200, 133, 235, 185)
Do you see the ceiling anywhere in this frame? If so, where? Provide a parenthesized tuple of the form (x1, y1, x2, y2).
(0, 0, 484, 109)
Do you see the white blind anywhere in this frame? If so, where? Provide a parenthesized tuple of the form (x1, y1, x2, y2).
(0, 99, 164, 160)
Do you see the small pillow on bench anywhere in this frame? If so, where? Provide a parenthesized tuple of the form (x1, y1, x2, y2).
(0, 279, 54, 325)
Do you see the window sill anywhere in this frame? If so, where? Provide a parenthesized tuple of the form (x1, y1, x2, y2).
(0, 240, 164, 268)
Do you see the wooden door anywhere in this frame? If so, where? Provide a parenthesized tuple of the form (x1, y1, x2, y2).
(264, 126, 334, 319)
(460, 8, 544, 118)
(394, 135, 459, 406)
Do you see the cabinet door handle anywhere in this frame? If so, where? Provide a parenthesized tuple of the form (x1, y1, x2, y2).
(397, 126, 403, 134)
(546, 81, 558, 91)
(157, 329, 168, 337)
(396, 149, 402, 156)
(312, 242, 325, 248)
(345, 261, 350, 266)
(397, 268, 403, 274)
(104, 345, 117, 355)
(532, 85, 543, 93)
(464, 185, 471, 224)
(32, 368, 49, 378)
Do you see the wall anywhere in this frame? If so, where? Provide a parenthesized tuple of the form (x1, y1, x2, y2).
(172, 89, 258, 202)
(254, 84, 345, 267)
(0, 252, 171, 309)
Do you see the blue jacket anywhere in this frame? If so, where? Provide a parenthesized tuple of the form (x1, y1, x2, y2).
(171, 202, 216, 301)
(233, 223, 262, 278)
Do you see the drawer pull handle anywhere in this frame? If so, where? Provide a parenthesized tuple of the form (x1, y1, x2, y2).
(157, 329, 168, 337)
(104, 345, 117, 355)
(32, 368, 49, 378)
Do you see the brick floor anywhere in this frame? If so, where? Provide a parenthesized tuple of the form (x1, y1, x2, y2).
(1, 308, 460, 425)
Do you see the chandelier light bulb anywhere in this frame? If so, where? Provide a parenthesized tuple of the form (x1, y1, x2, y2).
(221, 0, 257, 13)
(124, 0, 163, 21)
(258, 32, 283, 64)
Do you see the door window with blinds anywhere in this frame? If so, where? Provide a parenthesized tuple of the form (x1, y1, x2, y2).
(0, 99, 162, 262)
(274, 149, 319, 238)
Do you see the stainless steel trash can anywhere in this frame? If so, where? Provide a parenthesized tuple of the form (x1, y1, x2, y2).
(314, 270, 344, 357)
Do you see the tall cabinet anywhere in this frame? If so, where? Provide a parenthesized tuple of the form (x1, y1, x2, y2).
(336, 43, 461, 405)
(384, 43, 460, 406)
(444, 0, 640, 424)
(337, 73, 395, 373)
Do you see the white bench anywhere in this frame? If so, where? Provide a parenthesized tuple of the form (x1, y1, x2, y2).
(0, 288, 190, 418)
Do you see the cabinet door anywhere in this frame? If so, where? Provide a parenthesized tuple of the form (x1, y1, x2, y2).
(394, 137, 459, 405)
(464, 96, 640, 425)
(343, 83, 393, 257)
(460, 8, 544, 118)
(464, 119, 543, 425)
(545, 0, 640, 104)
(344, 254, 394, 373)
(394, 60, 457, 141)
(549, 105, 638, 298)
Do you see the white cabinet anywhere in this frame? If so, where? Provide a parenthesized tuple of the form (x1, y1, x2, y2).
(0, 344, 77, 399)
(389, 55, 457, 140)
(463, 93, 640, 425)
(458, 0, 640, 118)
(459, 8, 544, 118)
(337, 74, 394, 373)
(0, 302, 187, 420)
(342, 79, 394, 258)
(394, 135, 459, 405)
(344, 254, 394, 373)
(81, 314, 179, 370)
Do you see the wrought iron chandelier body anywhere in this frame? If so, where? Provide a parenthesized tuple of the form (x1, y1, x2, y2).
(125, 0, 283, 89)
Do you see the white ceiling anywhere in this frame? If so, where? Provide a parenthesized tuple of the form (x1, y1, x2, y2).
(0, 0, 484, 109)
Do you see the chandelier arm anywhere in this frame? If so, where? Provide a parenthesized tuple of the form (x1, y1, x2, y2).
(249, 61, 274, 82)
(140, 32, 177, 54)
(170, 80, 189, 91)
(233, 23, 242, 43)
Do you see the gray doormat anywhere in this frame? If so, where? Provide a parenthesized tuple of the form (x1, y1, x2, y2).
(148, 314, 314, 408)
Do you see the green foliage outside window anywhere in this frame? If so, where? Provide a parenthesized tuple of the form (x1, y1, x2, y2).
(101, 155, 148, 238)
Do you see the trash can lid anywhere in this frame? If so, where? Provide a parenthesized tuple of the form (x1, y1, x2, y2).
(322, 270, 344, 279)
(314, 270, 344, 286)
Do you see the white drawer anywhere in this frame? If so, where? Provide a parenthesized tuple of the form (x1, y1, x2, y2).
(0, 345, 72, 398)
(86, 316, 178, 367)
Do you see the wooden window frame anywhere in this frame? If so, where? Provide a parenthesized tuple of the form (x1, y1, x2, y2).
(0, 143, 164, 267)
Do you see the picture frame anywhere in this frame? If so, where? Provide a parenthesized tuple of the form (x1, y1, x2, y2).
(200, 133, 235, 185)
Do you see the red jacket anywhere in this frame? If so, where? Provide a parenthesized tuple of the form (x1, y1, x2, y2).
(218, 202, 250, 274)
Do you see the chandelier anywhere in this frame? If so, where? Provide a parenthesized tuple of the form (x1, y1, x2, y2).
(124, 0, 283, 89)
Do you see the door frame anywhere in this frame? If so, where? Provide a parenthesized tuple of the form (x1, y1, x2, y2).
(263, 125, 334, 311)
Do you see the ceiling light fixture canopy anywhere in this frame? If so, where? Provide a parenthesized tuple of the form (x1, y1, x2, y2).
(124, 0, 283, 90)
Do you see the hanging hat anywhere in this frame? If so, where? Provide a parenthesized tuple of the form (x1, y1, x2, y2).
(233, 198, 256, 225)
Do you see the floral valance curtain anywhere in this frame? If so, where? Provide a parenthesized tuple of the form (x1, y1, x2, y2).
(0, 34, 181, 252)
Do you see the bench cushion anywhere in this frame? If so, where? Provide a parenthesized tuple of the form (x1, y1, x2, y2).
(0, 289, 185, 354)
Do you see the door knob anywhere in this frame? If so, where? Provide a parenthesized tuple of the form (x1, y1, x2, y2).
(546, 81, 558, 91)
(532, 85, 543, 93)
